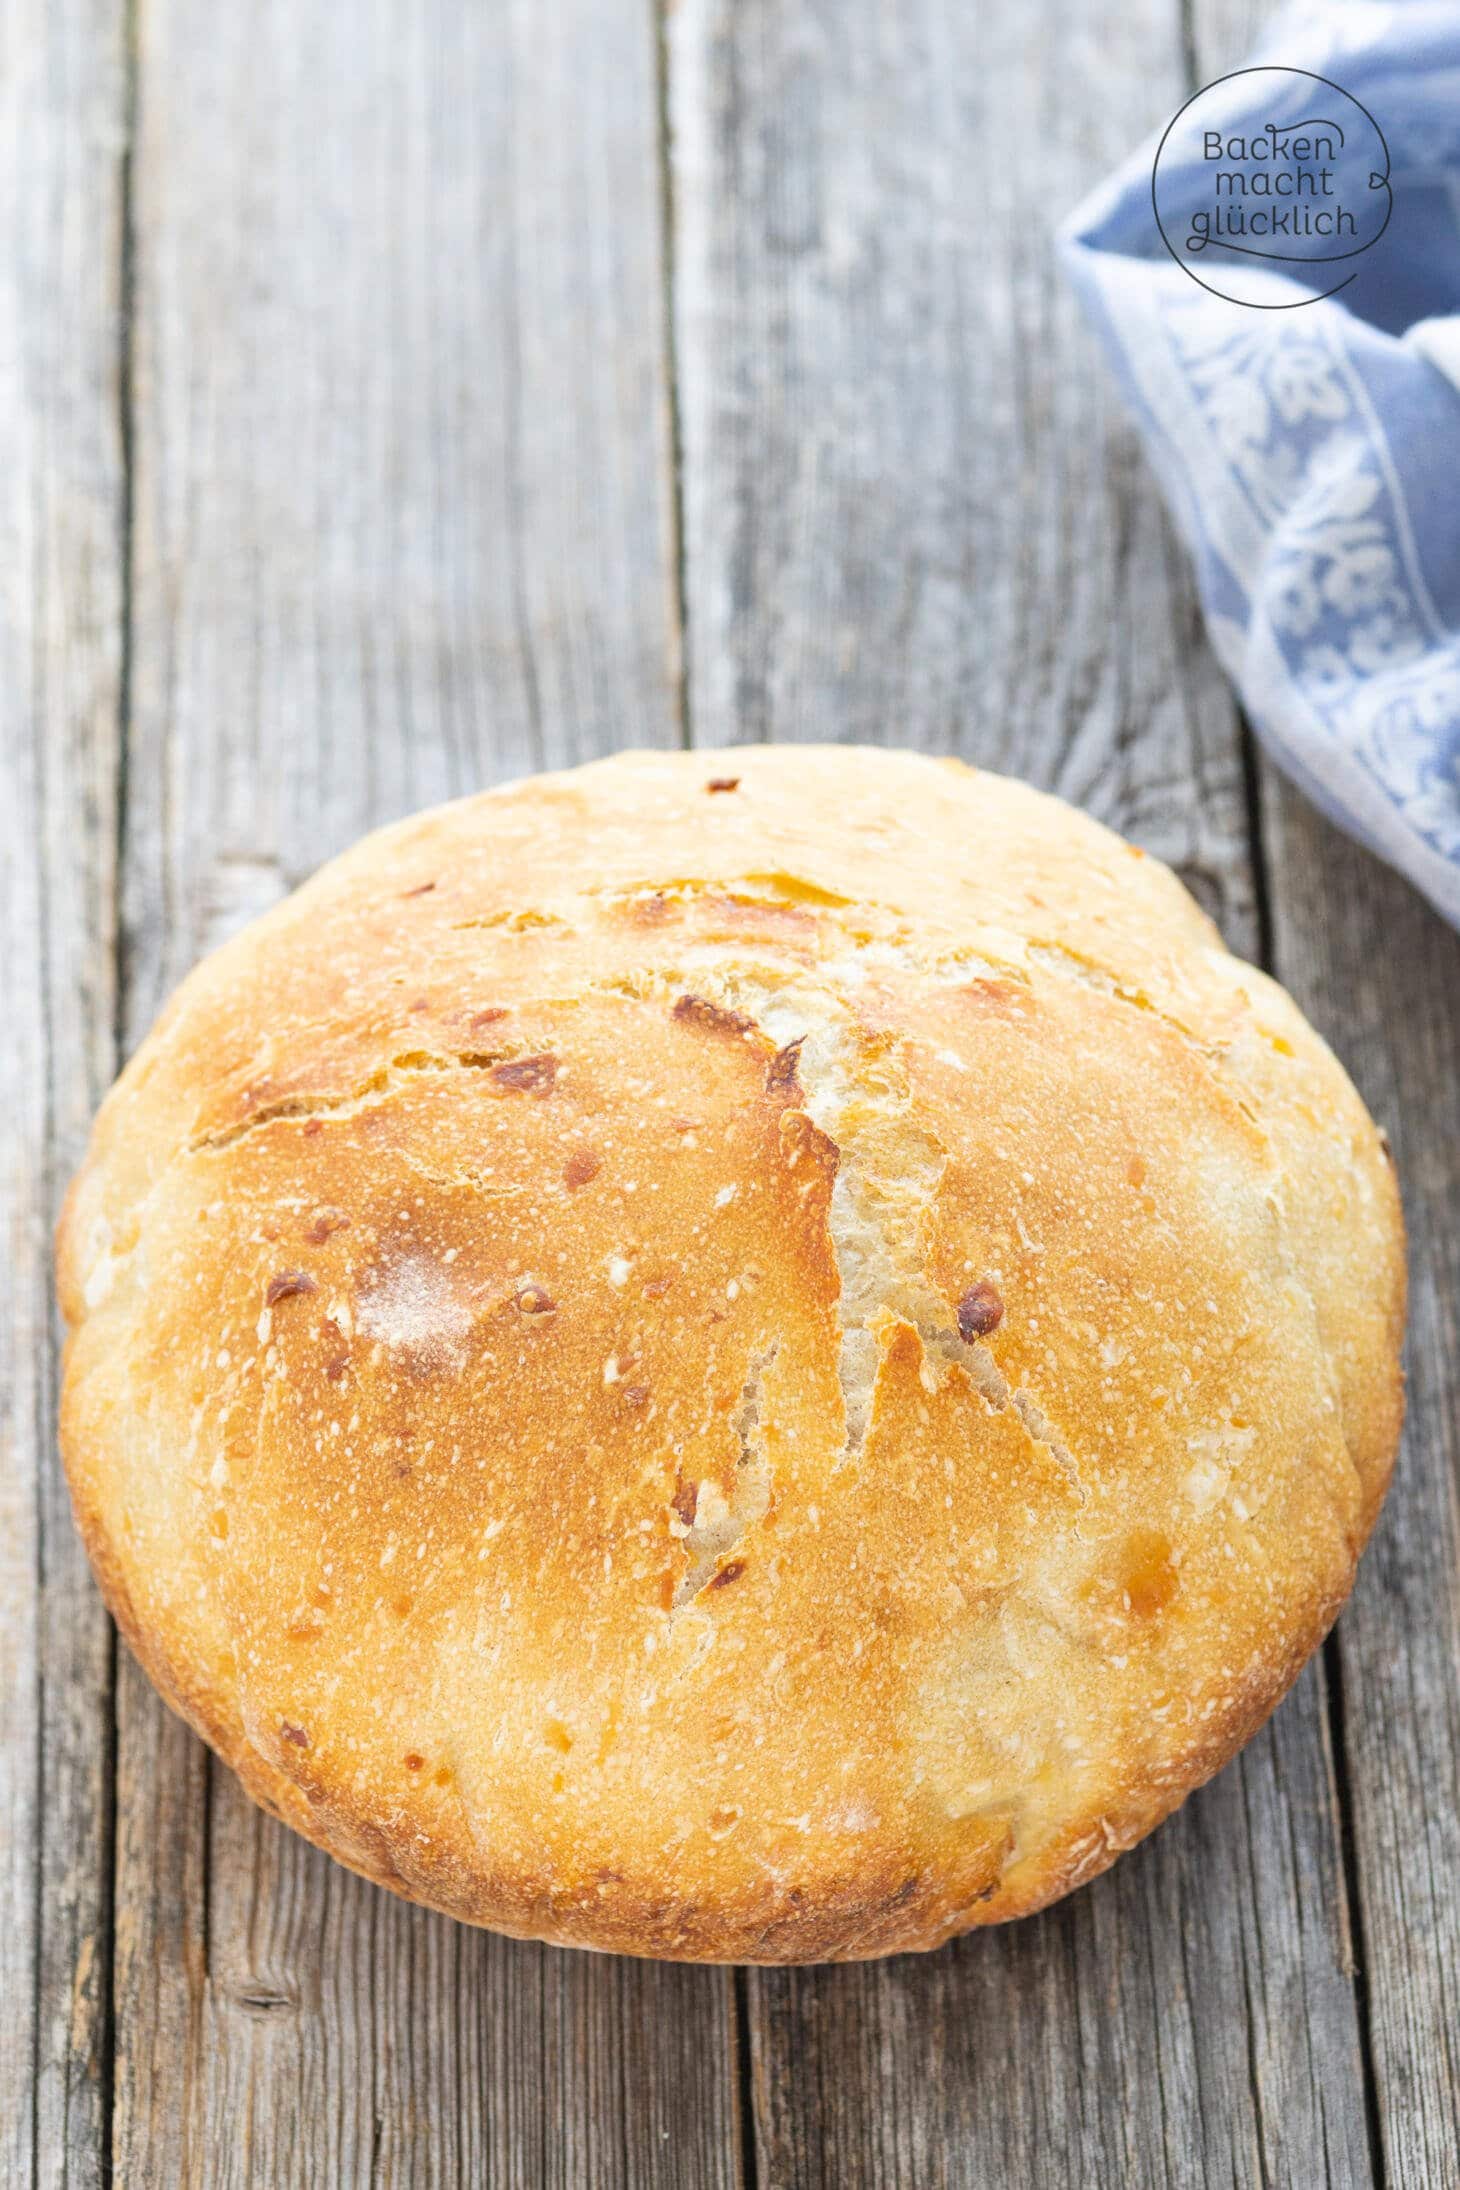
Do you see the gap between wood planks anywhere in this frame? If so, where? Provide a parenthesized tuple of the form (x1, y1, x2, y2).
(94, 0, 142, 2173)
(654, 0, 695, 756)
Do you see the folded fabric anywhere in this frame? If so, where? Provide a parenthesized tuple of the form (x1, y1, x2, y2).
(1062, 0, 1460, 931)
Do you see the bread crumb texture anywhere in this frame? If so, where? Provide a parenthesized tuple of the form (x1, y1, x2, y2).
(57, 747, 1405, 1961)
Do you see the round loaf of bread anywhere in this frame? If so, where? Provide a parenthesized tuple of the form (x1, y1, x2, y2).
(58, 746, 1405, 1961)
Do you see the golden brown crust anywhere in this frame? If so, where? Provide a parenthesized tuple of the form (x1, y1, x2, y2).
(57, 747, 1405, 1961)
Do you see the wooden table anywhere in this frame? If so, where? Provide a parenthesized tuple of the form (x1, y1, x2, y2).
(6, 0, 1458, 2182)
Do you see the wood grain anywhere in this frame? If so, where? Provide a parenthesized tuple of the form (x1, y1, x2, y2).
(0, 5, 127, 2185)
(667, 0, 1378, 2181)
(110, 2, 737, 2184)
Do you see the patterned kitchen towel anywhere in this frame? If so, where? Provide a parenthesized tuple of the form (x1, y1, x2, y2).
(1062, 0, 1460, 930)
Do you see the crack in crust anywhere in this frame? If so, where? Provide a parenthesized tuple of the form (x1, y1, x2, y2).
(672, 1347, 777, 1606)
(662, 966, 1089, 1504)
(187, 1046, 526, 1151)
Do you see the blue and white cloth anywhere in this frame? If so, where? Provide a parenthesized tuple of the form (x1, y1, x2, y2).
(1062, 2, 1460, 930)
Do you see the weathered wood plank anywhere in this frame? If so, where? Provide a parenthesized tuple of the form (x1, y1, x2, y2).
(113, 2, 737, 2184)
(1181, 12, 1460, 2175)
(667, 0, 1376, 2181)
(1258, 785, 1460, 2190)
(0, 5, 127, 2185)
(1176, 10, 1460, 2180)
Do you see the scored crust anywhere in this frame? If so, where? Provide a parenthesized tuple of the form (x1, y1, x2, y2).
(57, 746, 1405, 1961)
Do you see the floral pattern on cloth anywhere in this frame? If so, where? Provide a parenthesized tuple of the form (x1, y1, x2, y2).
(1062, 0, 1460, 927)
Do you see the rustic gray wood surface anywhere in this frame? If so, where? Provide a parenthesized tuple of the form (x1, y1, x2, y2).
(1, 6, 126, 2186)
(3, 0, 1455, 2183)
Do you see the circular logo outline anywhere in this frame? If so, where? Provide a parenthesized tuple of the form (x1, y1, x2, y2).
(1151, 66, 1392, 311)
